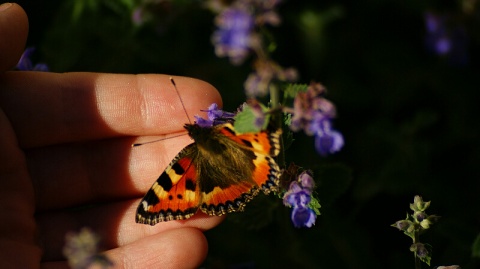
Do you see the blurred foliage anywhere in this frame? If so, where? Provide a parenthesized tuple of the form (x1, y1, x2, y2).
(16, 0, 480, 268)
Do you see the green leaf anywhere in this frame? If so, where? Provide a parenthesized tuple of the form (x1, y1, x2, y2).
(419, 244, 433, 266)
(283, 83, 308, 100)
(419, 254, 431, 266)
(234, 103, 270, 133)
(281, 113, 295, 150)
(309, 197, 322, 215)
(284, 113, 292, 126)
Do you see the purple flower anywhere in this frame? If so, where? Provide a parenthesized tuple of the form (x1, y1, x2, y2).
(410, 243, 428, 258)
(283, 170, 318, 228)
(283, 182, 311, 207)
(314, 123, 344, 156)
(16, 47, 49, 71)
(291, 206, 317, 228)
(297, 170, 315, 190)
(212, 8, 254, 65)
(194, 116, 215, 128)
(206, 103, 235, 121)
(289, 82, 343, 155)
(290, 83, 332, 133)
(195, 103, 235, 127)
(392, 220, 411, 231)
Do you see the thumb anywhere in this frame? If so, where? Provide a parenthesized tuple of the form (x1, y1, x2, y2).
(0, 3, 28, 72)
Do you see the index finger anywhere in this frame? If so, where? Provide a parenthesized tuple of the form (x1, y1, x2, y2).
(0, 72, 221, 148)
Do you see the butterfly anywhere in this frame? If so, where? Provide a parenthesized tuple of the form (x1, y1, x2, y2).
(135, 116, 282, 225)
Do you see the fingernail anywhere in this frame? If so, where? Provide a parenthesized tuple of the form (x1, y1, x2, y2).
(0, 3, 13, 12)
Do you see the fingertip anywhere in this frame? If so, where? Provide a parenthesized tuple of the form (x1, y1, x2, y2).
(156, 75, 223, 122)
(109, 227, 208, 269)
(0, 3, 28, 72)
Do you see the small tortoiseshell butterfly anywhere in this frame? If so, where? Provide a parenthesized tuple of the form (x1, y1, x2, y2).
(135, 91, 282, 225)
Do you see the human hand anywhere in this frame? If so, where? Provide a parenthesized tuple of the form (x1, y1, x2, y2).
(0, 3, 223, 268)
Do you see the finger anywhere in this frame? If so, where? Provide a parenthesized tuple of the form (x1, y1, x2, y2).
(107, 227, 208, 269)
(0, 77, 40, 266)
(30, 134, 192, 210)
(22, 74, 221, 209)
(42, 227, 208, 269)
(0, 3, 28, 72)
(37, 199, 223, 261)
(0, 72, 221, 148)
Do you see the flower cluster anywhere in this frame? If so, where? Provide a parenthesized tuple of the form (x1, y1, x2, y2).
(212, 7, 255, 65)
(288, 82, 344, 156)
(63, 227, 113, 269)
(392, 195, 440, 266)
(283, 171, 319, 228)
(210, 0, 281, 65)
(207, 0, 342, 229)
(210, 0, 297, 97)
(16, 47, 49, 71)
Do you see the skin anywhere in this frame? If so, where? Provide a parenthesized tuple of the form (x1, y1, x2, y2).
(0, 3, 224, 269)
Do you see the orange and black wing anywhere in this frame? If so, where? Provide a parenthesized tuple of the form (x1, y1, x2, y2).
(136, 144, 200, 225)
(197, 123, 282, 216)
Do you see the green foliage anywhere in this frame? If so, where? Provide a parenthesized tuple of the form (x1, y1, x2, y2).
(234, 103, 270, 133)
(308, 197, 321, 215)
(472, 233, 480, 258)
(393, 196, 440, 268)
(283, 83, 308, 100)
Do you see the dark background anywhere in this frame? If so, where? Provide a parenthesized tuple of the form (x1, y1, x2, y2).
(10, 0, 480, 268)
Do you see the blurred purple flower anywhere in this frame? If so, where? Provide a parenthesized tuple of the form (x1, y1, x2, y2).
(244, 60, 297, 97)
(314, 121, 344, 156)
(424, 11, 468, 66)
(212, 8, 254, 65)
(16, 47, 49, 71)
(246, 99, 267, 129)
(132, 7, 146, 26)
(244, 70, 272, 97)
(63, 227, 113, 269)
(289, 82, 343, 155)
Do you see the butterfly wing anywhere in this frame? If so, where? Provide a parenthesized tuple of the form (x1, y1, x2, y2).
(136, 143, 201, 225)
(218, 124, 282, 192)
(195, 123, 282, 216)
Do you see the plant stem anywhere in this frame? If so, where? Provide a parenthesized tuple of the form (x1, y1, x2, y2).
(269, 84, 286, 167)
(414, 233, 421, 269)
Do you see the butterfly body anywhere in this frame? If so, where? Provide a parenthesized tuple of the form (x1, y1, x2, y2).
(136, 122, 282, 225)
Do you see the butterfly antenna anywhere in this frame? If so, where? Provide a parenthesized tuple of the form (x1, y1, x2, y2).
(132, 133, 189, 147)
(170, 77, 192, 125)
